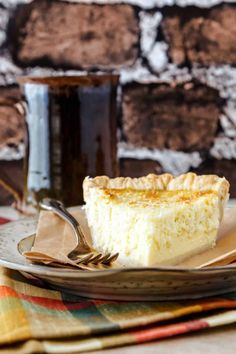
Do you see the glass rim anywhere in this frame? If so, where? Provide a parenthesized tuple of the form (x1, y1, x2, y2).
(17, 73, 120, 86)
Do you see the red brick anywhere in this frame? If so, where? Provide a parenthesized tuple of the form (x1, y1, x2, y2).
(162, 5, 236, 65)
(122, 82, 222, 152)
(0, 86, 25, 148)
(10, 1, 139, 69)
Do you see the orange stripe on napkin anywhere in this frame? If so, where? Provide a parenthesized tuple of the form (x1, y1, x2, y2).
(132, 319, 209, 342)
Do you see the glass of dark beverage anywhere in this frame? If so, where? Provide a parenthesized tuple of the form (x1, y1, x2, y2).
(17, 74, 119, 208)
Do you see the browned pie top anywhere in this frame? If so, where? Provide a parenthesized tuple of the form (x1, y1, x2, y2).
(99, 188, 218, 207)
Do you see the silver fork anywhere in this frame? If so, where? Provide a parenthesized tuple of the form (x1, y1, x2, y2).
(40, 198, 119, 266)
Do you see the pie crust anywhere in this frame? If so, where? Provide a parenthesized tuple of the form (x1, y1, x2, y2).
(83, 172, 229, 208)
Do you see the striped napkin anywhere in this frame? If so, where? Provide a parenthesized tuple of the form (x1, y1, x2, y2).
(1, 218, 236, 353)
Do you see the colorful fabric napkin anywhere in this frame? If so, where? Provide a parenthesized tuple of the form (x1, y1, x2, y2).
(1, 218, 236, 353)
(0, 266, 236, 353)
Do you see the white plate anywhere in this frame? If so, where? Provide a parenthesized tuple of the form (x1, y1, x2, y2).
(0, 206, 236, 301)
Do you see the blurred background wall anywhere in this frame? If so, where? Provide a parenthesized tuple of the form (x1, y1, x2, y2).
(1, 0, 236, 204)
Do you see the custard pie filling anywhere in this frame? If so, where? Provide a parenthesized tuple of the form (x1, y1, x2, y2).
(83, 173, 229, 267)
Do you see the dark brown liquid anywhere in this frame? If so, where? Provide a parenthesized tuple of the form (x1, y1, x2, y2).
(22, 75, 119, 206)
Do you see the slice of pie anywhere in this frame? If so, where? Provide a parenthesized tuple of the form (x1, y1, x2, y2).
(83, 173, 229, 267)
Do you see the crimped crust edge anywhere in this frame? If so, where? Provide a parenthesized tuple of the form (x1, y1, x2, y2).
(83, 172, 229, 205)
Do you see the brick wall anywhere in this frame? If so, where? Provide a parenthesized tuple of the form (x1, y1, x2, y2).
(1, 0, 236, 204)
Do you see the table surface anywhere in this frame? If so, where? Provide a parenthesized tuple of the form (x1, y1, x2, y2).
(1, 205, 236, 354)
(92, 324, 236, 354)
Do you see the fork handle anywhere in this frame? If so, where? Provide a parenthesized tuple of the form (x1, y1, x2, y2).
(40, 198, 79, 229)
(40, 198, 88, 248)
